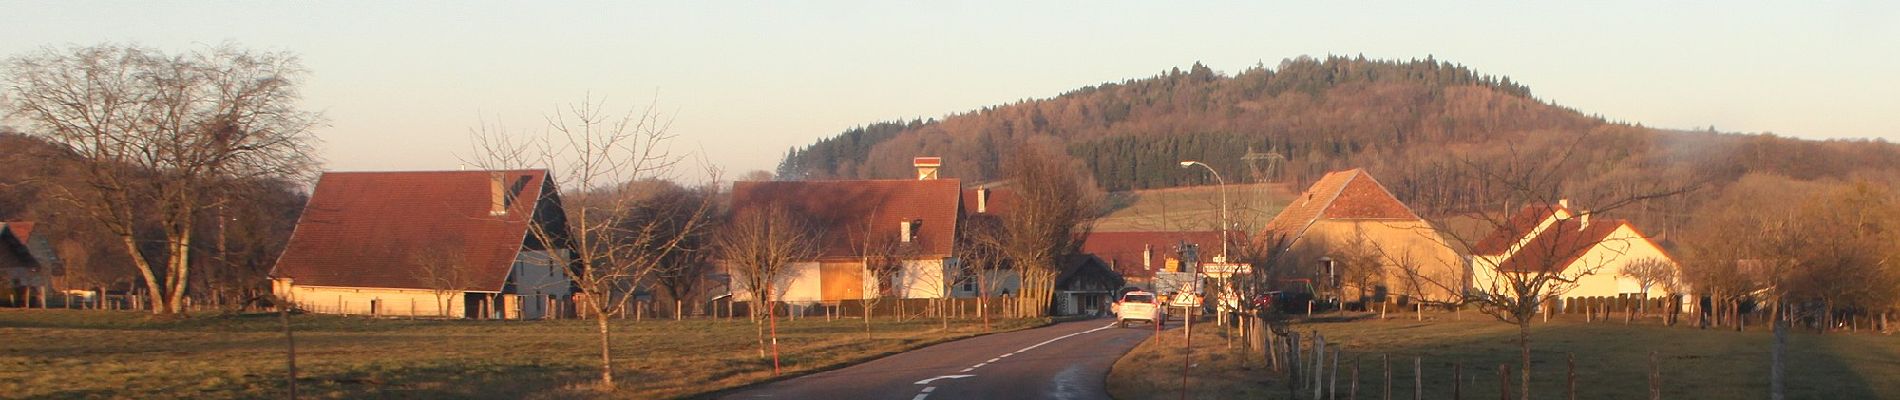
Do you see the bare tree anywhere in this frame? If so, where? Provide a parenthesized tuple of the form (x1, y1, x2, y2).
(977, 144, 1104, 317)
(957, 211, 1009, 330)
(1, 44, 322, 315)
(1621, 258, 1676, 315)
(1406, 133, 1701, 399)
(467, 95, 715, 390)
(717, 203, 820, 374)
(852, 211, 912, 337)
(413, 240, 474, 317)
(630, 181, 720, 317)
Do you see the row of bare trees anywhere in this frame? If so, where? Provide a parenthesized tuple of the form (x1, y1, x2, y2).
(1678, 174, 1900, 332)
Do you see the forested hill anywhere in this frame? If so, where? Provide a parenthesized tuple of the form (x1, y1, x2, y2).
(778, 55, 1595, 187)
(775, 56, 1900, 205)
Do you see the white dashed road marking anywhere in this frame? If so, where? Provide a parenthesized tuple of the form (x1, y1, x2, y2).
(913, 322, 1119, 399)
(914, 375, 974, 385)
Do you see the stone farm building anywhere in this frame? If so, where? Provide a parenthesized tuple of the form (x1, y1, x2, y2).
(1469, 201, 1678, 299)
(270, 170, 577, 319)
(1260, 168, 1465, 304)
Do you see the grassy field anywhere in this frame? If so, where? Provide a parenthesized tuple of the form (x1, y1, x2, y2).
(1109, 313, 1900, 399)
(0, 309, 1046, 399)
(1097, 183, 1295, 232)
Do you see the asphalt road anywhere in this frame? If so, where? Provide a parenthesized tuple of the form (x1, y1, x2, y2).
(721, 317, 1173, 400)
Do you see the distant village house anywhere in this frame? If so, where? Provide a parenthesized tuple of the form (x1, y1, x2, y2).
(1469, 200, 1678, 299)
(1260, 168, 1465, 305)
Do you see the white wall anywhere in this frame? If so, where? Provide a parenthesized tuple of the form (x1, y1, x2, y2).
(276, 281, 472, 317)
(1562, 225, 1677, 298)
(725, 261, 823, 303)
(895, 259, 951, 299)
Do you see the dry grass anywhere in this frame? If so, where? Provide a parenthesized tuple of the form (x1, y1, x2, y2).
(0, 308, 1045, 399)
(1109, 313, 1900, 399)
(1096, 183, 1295, 232)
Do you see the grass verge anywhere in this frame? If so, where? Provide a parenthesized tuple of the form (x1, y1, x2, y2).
(1108, 313, 1900, 399)
(0, 308, 1046, 399)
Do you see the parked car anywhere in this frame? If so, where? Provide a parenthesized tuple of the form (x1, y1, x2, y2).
(1113, 290, 1166, 328)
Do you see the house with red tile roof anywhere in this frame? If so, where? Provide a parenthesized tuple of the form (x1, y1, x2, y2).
(1260, 168, 1464, 304)
(1080, 230, 1223, 287)
(270, 170, 577, 319)
(955, 183, 1126, 315)
(1, 221, 61, 307)
(1469, 200, 1677, 299)
(723, 159, 964, 304)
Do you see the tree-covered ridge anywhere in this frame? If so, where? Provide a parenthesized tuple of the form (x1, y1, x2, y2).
(778, 55, 1593, 187)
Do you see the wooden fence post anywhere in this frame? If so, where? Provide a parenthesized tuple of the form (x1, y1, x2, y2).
(1383, 353, 1392, 400)
(1315, 333, 1327, 399)
(1567, 353, 1577, 400)
(1499, 364, 1511, 400)
(1331, 348, 1340, 400)
(1289, 332, 1303, 395)
(1351, 356, 1361, 400)
(1413, 357, 1422, 400)
(1453, 363, 1461, 400)
(1649, 350, 1661, 400)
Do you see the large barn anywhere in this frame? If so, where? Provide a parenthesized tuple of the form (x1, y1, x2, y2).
(270, 170, 577, 319)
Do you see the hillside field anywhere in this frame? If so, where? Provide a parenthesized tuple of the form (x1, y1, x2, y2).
(1096, 182, 1296, 233)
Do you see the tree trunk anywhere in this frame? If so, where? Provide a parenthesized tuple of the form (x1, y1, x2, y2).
(281, 303, 298, 400)
(168, 230, 194, 314)
(1518, 320, 1532, 400)
(769, 299, 782, 376)
(1771, 313, 1785, 400)
(597, 310, 614, 389)
(122, 235, 170, 314)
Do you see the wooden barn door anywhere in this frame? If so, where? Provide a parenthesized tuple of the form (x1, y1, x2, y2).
(820, 262, 864, 301)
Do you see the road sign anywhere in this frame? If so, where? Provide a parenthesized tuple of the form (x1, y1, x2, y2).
(1200, 263, 1251, 277)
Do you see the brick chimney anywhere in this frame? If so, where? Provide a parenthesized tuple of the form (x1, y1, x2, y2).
(976, 186, 990, 213)
(489, 172, 507, 216)
(914, 157, 942, 180)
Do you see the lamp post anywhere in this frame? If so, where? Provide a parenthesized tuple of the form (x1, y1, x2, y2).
(1178, 161, 1229, 261)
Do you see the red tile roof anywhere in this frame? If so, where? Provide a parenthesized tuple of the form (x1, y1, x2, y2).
(1471, 205, 1569, 256)
(730, 179, 962, 259)
(1261, 169, 1418, 243)
(1081, 231, 1224, 278)
(960, 186, 1018, 217)
(3, 222, 35, 242)
(271, 170, 555, 291)
(1495, 218, 1627, 274)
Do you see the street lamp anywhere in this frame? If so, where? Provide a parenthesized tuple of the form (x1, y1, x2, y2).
(1178, 160, 1228, 261)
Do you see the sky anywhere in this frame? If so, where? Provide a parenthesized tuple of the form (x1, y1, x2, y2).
(4, 1, 1896, 181)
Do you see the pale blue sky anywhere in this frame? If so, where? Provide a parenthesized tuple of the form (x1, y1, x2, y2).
(4, 1, 1896, 179)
